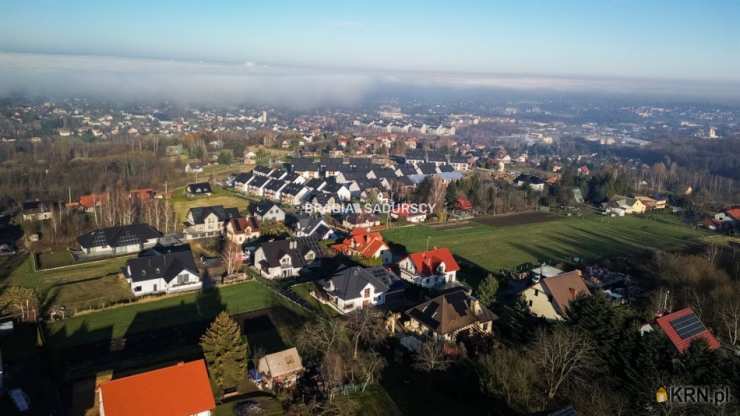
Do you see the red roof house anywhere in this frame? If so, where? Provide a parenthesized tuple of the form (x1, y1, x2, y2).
(656, 307, 720, 353)
(98, 359, 216, 416)
(455, 196, 473, 211)
(399, 247, 460, 287)
(332, 228, 389, 259)
(79, 192, 110, 210)
(129, 188, 156, 202)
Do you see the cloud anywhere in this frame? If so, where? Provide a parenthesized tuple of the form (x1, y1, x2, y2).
(0, 52, 738, 107)
(0, 52, 376, 108)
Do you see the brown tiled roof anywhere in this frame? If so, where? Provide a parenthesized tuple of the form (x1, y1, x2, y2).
(406, 289, 496, 335)
(541, 270, 591, 316)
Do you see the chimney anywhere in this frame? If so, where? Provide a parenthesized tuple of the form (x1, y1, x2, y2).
(472, 298, 481, 314)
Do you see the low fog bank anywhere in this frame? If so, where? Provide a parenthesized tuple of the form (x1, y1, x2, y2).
(0, 52, 738, 107)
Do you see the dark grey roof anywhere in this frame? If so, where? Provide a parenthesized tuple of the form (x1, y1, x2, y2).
(186, 182, 212, 194)
(426, 151, 447, 162)
(291, 158, 319, 172)
(372, 167, 398, 179)
(283, 172, 299, 183)
(248, 175, 269, 188)
(253, 165, 273, 175)
(418, 163, 438, 175)
(233, 172, 253, 184)
(125, 250, 199, 283)
(281, 183, 305, 196)
(438, 164, 455, 173)
(78, 223, 161, 249)
(264, 179, 287, 192)
(251, 200, 283, 217)
(188, 205, 241, 224)
(320, 266, 400, 300)
(269, 169, 287, 179)
(305, 178, 326, 190)
(405, 149, 426, 161)
(257, 237, 323, 268)
(397, 164, 419, 176)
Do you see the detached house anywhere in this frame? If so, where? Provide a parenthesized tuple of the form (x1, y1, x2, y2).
(79, 192, 110, 212)
(291, 215, 336, 240)
(250, 200, 286, 223)
(314, 266, 403, 314)
(186, 182, 213, 197)
(655, 307, 720, 353)
(522, 270, 591, 320)
(398, 248, 460, 288)
(226, 217, 260, 245)
(21, 200, 53, 222)
(184, 205, 241, 240)
(397, 289, 495, 346)
(252, 237, 322, 279)
(333, 228, 391, 262)
(124, 250, 202, 296)
(98, 360, 216, 416)
(77, 224, 161, 257)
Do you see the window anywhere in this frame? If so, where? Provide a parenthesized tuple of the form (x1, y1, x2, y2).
(528, 300, 533, 307)
(344, 303, 354, 310)
(364, 288, 371, 298)
(177, 274, 189, 285)
(534, 289, 539, 296)
(134, 286, 142, 292)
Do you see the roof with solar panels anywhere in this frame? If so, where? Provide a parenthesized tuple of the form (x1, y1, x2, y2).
(656, 307, 720, 353)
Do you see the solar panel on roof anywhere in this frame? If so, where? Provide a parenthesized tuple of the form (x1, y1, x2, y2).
(670, 313, 706, 340)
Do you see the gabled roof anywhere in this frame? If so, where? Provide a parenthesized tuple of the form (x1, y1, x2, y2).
(187, 205, 241, 224)
(98, 360, 215, 416)
(407, 248, 460, 276)
(320, 266, 400, 300)
(253, 165, 274, 176)
(291, 158, 319, 172)
(186, 182, 212, 194)
(248, 175, 269, 188)
(725, 207, 740, 220)
(228, 216, 259, 234)
(251, 200, 284, 217)
(125, 250, 199, 283)
(264, 179, 288, 192)
(257, 237, 323, 268)
(333, 228, 387, 257)
(233, 172, 254, 185)
(540, 270, 591, 317)
(406, 289, 495, 335)
(79, 192, 110, 209)
(78, 224, 161, 249)
(281, 183, 306, 197)
(656, 307, 720, 353)
(258, 347, 304, 379)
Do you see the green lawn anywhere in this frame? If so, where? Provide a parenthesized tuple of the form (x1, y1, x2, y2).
(2, 255, 134, 310)
(172, 185, 253, 221)
(45, 281, 304, 348)
(290, 282, 341, 317)
(382, 213, 710, 284)
(36, 249, 76, 269)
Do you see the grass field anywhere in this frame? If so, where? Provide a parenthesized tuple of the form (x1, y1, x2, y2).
(383, 213, 710, 283)
(2, 254, 133, 310)
(172, 185, 252, 222)
(45, 281, 303, 348)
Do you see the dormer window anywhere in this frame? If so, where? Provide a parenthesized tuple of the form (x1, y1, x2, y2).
(437, 262, 446, 273)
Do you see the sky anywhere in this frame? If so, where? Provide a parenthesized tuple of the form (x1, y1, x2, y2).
(0, 1, 739, 105)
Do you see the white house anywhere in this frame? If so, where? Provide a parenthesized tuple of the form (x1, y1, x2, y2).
(314, 266, 402, 314)
(184, 206, 241, 240)
(77, 224, 161, 257)
(252, 238, 322, 279)
(398, 247, 460, 288)
(124, 251, 202, 296)
(250, 201, 286, 222)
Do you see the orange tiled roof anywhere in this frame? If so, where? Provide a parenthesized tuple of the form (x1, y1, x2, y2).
(408, 248, 460, 276)
(79, 192, 109, 209)
(333, 228, 387, 258)
(98, 360, 215, 416)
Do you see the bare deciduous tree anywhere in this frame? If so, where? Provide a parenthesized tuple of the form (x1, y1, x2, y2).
(414, 338, 451, 372)
(532, 326, 596, 400)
